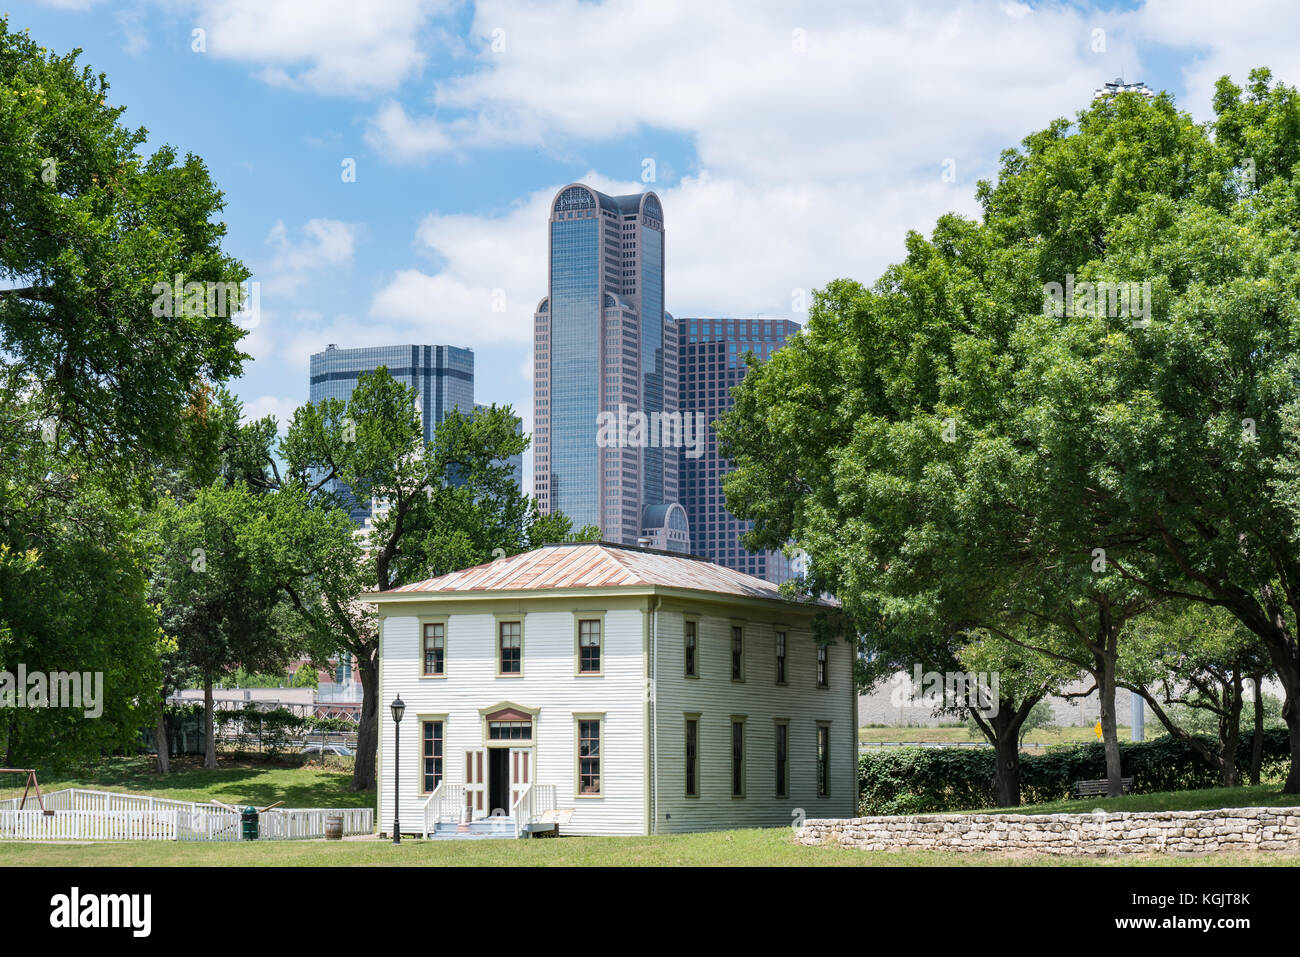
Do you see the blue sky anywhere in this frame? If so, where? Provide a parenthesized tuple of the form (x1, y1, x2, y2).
(11, 0, 1299, 484)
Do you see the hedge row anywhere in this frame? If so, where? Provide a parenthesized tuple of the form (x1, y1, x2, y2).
(858, 729, 1293, 815)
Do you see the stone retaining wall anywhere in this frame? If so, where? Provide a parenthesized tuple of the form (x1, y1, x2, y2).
(796, 807, 1300, 855)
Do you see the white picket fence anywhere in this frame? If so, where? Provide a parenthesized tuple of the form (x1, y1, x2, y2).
(0, 809, 181, 841)
(0, 789, 373, 842)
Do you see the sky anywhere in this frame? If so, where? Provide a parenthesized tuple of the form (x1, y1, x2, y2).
(11, 0, 1300, 485)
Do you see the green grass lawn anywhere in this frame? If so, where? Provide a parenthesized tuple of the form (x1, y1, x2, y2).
(859, 726, 1131, 747)
(8, 756, 1296, 867)
(1, 827, 1295, 867)
(31, 755, 373, 810)
(962, 783, 1300, 816)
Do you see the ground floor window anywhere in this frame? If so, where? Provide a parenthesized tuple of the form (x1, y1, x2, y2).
(422, 720, 443, 792)
(577, 718, 602, 795)
(684, 716, 699, 797)
(731, 719, 745, 797)
(816, 724, 830, 797)
(775, 720, 788, 798)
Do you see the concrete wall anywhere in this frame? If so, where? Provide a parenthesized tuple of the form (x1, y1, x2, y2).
(797, 807, 1300, 855)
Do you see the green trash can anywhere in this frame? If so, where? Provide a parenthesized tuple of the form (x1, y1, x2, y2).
(241, 806, 259, 841)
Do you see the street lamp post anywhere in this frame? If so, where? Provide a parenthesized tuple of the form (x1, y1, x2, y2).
(390, 695, 405, 845)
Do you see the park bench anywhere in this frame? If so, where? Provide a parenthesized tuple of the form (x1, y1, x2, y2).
(1073, 777, 1133, 798)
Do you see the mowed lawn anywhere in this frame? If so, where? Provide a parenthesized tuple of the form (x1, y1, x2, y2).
(7, 756, 1297, 866)
(2, 828, 1297, 867)
(31, 756, 373, 810)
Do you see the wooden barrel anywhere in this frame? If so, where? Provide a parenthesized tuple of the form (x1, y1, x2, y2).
(324, 813, 343, 841)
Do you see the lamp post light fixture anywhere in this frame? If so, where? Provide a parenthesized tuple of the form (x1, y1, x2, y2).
(391, 695, 405, 844)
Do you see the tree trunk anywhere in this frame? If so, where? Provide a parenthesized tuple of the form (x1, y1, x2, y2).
(1250, 672, 1264, 787)
(154, 698, 170, 775)
(990, 707, 1025, 807)
(1253, 594, 1300, 793)
(1095, 605, 1124, 797)
(1216, 670, 1242, 788)
(1261, 648, 1300, 793)
(352, 651, 379, 791)
(203, 676, 217, 769)
(971, 696, 1039, 808)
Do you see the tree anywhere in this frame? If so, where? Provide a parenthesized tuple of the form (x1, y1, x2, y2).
(721, 70, 1300, 794)
(1122, 602, 1273, 786)
(0, 18, 249, 491)
(0, 377, 165, 768)
(150, 481, 293, 768)
(985, 72, 1300, 792)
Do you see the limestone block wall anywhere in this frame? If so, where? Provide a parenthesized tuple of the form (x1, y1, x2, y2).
(796, 807, 1300, 855)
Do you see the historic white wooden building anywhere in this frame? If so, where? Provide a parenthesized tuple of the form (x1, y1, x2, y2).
(369, 542, 856, 838)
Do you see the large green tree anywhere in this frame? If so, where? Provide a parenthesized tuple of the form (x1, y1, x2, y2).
(0, 375, 165, 768)
(720, 70, 1300, 794)
(0, 18, 249, 491)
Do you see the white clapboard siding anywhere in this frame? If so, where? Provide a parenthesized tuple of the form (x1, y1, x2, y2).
(653, 606, 857, 832)
(378, 596, 648, 836)
(377, 586, 855, 838)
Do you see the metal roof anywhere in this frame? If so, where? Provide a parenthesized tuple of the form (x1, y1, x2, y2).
(383, 542, 819, 605)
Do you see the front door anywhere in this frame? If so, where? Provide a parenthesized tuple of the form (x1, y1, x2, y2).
(488, 747, 510, 817)
(464, 749, 486, 821)
(509, 747, 532, 810)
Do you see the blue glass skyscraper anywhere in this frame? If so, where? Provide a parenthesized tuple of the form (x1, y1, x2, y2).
(534, 184, 688, 550)
(677, 317, 801, 581)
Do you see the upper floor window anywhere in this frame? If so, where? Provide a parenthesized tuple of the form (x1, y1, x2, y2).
(817, 645, 828, 688)
(775, 631, 787, 684)
(578, 619, 601, 674)
(731, 626, 744, 681)
(684, 620, 698, 677)
(422, 623, 445, 676)
(499, 621, 522, 675)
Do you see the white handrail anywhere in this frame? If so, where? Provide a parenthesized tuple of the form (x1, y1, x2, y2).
(422, 783, 443, 839)
(510, 784, 534, 839)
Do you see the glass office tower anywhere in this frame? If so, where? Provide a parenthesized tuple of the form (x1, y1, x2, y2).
(533, 184, 686, 549)
(309, 343, 475, 521)
(677, 317, 801, 582)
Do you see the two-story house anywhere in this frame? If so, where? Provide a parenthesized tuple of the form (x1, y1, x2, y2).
(368, 541, 856, 838)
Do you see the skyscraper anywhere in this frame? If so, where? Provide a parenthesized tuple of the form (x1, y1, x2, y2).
(677, 317, 801, 581)
(534, 183, 688, 550)
(309, 343, 475, 521)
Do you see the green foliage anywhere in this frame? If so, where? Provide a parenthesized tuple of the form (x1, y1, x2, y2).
(0, 381, 165, 768)
(858, 730, 1293, 814)
(718, 65, 1300, 789)
(0, 17, 249, 488)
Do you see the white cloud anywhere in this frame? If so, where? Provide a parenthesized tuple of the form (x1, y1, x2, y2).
(186, 0, 448, 96)
(261, 218, 358, 297)
(368, 186, 553, 344)
(241, 394, 301, 432)
(357, 0, 1149, 329)
(1134, 0, 1300, 116)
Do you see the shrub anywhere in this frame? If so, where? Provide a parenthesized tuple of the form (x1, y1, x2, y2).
(857, 728, 1292, 815)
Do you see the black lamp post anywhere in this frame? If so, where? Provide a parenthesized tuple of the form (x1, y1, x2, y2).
(391, 695, 405, 844)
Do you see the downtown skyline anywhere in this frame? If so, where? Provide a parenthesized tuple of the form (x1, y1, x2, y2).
(12, 0, 1281, 493)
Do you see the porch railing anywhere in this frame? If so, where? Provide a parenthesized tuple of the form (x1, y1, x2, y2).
(511, 784, 556, 837)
